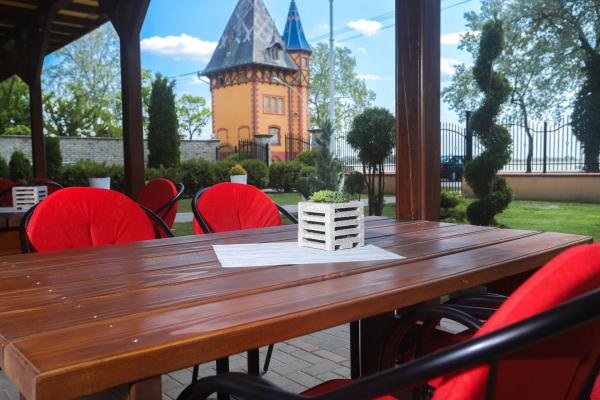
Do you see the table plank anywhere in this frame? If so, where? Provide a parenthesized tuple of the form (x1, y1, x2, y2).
(3, 228, 589, 400)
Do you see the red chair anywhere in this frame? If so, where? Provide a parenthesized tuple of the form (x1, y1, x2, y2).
(0, 178, 16, 207)
(175, 243, 600, 400)
(192, 182, 297, 235)
(138, 178, 184, 230)
(20, 187, 173, 253)
(31, 178, 64, 195)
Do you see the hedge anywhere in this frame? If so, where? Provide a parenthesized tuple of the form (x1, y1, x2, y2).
(269, 161, 304, 192)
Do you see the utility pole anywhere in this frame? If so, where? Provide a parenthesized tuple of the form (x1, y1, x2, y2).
(328, 0, 336, 149)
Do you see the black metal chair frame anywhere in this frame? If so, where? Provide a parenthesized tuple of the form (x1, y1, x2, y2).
(19, 202, 173, 253)
(140, 180, 185, 221)
(176, 288, 600, 400)
(189, 185, 298, 381)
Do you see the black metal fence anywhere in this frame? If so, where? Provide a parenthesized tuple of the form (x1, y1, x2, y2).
(333, 133, 396, 173)
(237, 139, 269, 164)
(285, 134, 311, 161)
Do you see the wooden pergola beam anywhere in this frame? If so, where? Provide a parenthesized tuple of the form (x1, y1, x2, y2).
(102, 0, 150, 198)
(395, 0, 441, 221)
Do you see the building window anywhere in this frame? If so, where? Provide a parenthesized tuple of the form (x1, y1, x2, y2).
(301, 57, 308, 68)
(269, 126, 281, 145)
(263, 95, 285, 115)
(270, 45, 281, 60)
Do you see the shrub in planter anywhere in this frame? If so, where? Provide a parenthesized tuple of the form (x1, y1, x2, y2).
(0, 156, 8, 178)
(45, 136, 63, 180)
(229, 164, 248, 184)
(9, 151, 32, 182)
(60, 160, 108, 188)
(239, 159, 268, 188)
(180, 158, 217, 196)
(269, 161, 303, 192)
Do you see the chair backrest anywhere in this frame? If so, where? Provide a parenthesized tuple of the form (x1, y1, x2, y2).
(192, 183, 282, 234)
(31, 178, 64, 195)
(138, 178, 182, 229)
(433, 243, 600, 400)
(0, 178, 15, 207)
(22, 187, 157, 252)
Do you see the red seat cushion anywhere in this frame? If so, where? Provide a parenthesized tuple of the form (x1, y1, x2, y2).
(26, 187, 156, 252)
(193, 183, 282, 234)
(0, 178, 15, 207)
(433, 243, 600, 400)
(138, 178, 179, 228)
(302, 379, 396, 399)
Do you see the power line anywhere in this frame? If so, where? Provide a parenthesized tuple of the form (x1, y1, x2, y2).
(442, 0, 473, 11)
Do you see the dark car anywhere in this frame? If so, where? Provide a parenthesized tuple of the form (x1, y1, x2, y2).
(440, 155, 465, 181)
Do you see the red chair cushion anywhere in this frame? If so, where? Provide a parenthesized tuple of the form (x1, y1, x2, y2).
(0, 178, 15, 207)
(433, 243, 600, 400)
(302, 379, 396, 399)
(26, 187, 156, 252)
(138, 178, 179, 228)
(193, 183, 282, 234)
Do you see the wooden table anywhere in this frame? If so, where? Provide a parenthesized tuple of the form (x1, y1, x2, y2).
(0, 212, 24, 257)
(0, 218, 591, 400)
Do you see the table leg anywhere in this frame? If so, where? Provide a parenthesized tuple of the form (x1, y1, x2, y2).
(350, 321, 360, 379)
(247, 349, 260, 376)
(127, 376, 162, 400)
(216, 357, 230, 400)
(359, 312, 401, 376)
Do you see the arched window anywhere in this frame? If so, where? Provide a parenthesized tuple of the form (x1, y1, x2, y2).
(269, 126, 281, 145)
(217, 129, 229, 144)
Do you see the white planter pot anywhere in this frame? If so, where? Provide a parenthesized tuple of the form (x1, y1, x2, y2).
(298, 201, 364, 251)
(88, 177, 111, 189)
(12, 186, 48, 211)
(230, 175, 248, 184)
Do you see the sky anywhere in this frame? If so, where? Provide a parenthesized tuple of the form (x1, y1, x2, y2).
(105, 0, 484, 137)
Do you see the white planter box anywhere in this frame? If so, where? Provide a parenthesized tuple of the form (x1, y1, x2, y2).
(89, 177, 111, 189)
(298, 201, 364, 251)
(230, 175, 248, 184)
(12, 186, 48, 211)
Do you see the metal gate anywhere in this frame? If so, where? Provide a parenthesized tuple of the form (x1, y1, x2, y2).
(441, 121, 470, 193)
(237, 139, 269, 164)
(285, 134, 311, 161)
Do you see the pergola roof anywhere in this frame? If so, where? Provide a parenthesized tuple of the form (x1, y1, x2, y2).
(0, 0, 108, 82)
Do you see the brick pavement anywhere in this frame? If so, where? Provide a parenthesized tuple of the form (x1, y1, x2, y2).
(0, 325, 351, 400)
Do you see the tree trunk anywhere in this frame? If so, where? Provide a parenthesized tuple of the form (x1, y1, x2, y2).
(518, 99, 533, 173)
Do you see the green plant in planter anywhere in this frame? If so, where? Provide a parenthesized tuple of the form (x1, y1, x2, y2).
(230, 164, 247, 176)
(464, 20, 512, 226)
(309, 190, 349, 203)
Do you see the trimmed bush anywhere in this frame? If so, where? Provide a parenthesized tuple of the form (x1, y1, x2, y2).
(295, 165, 319, 199)
(269, 161, 304, 192)
(239, 159, 268, 188)
(440, 191, 460, 209)
(0, 156, 8, 178)
(180, 158, 217, 196)
(296, 150, 317, 167)
(145, 167, 184, 184)
(148, 74, 180, 168)
(45, 136, 63, 179)
(9, 151, 32, 182)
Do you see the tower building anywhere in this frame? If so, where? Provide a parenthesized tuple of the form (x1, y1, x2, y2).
(203, 0, 312, 161)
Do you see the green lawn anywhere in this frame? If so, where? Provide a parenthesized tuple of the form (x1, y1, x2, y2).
(173, 195, 600, 241)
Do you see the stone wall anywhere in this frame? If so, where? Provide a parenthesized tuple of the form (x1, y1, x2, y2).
(0, 136, 220, 165)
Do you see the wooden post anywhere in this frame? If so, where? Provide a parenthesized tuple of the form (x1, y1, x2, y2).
(104, 0, 150, 198)
(395, 0, 441, 221)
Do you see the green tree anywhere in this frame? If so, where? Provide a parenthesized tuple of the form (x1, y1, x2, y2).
(148, 74, 180, 168)
(45, 137, 63, 179)
(309, 43, 375, 131)
(465, 20, 513, 226)
(44, 24, 122, 137)
(177, 94, 211, 140)
(442, 0, 578, 173)
(0, 76, 30, 135)
(9, 151, 32, 182)
(516, 0, 600, 172)
(314, 120, 343, 190)
(347, 107, 395, 216)
(0, 156, 8, 178)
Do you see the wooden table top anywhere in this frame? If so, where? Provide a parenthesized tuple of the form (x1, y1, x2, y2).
(0, 212, 23, 230)
(0, 218, 591, 400)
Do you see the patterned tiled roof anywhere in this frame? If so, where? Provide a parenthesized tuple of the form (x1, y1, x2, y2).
(283, 0, 312, 53)
(203, 0, 298, 76)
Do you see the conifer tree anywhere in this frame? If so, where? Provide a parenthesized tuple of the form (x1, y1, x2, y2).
(148, 74, 180, 168)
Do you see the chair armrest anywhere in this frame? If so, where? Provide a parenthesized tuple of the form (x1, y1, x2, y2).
(276, 203, 298, 224)
(414, 305, 484, 331)
(177, 372, 305, 400)
(447, 293, 507, 308)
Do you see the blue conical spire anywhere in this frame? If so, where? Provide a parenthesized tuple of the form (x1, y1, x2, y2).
(283, 0, 312, 53)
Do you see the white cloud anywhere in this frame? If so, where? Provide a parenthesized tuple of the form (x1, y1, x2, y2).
(441, 58, 461, 76)
(356, 47, 367, 54)
(347, 19, 382, 36)
(318, 23, 330, 31)
(141, 34, 217, 60)
(441, 31, 480, 45)
(358, 74, 392, 81)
